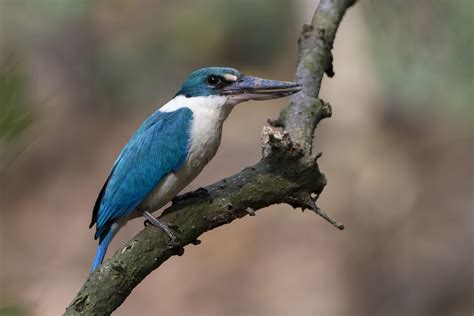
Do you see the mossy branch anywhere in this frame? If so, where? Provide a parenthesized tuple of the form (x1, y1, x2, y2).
(64, 1, 356, 315)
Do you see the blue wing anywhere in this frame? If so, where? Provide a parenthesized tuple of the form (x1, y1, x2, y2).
(90, 107, 193, 240)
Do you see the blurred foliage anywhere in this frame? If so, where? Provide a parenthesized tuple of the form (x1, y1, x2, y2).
(0, 0, 294, 116)
(0, 52, 34, 146)
(92, 0, 295, 110)
(0, 303, 29, 316)
(363, 0, 473, 121)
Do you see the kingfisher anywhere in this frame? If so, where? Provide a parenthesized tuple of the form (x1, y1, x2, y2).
(89, 67, 301, 271)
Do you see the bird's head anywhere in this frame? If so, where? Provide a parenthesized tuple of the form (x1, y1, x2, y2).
(176, 67, 301, 104)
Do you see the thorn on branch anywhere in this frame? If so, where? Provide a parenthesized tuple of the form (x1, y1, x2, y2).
(310, 152, 323, 169)
(191, 239, 201, 245)
(320, 100, 332, 119)
(244, 207, 256, 216)
(310, 204, 345, 230)
(293, 193, 344, 230)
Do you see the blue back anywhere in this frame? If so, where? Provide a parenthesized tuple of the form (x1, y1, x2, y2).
(91, 107, 193, 240)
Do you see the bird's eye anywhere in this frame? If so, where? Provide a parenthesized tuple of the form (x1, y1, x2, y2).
(207, 75, 221, 87)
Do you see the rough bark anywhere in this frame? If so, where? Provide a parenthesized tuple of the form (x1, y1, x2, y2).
(64, 1, 356, 315)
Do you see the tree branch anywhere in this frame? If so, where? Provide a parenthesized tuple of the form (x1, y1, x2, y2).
(277, 0, 356, 152)
(64, 1, 356, 315)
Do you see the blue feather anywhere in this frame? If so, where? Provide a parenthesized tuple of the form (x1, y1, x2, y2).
(91, 107, 193, 240)
(90, 223, 119, 272)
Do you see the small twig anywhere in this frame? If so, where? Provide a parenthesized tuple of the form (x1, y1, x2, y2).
(311, 205, 345, 230)
(300, 193, 344, 230)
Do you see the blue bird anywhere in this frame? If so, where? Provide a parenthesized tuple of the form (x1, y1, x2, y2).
(89, 67, 301, 271)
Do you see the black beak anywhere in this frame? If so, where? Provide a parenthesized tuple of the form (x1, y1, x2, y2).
(222, 75, 302, 101)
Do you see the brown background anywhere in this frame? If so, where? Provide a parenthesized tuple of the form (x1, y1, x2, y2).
(1, 1, 472, 315)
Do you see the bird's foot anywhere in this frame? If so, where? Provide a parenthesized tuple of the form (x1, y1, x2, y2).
(143, 213, 185, 254)
(144, 219, 179, 229)
(172, 187, 209, 204)
(167, 237, 182, 249)
(142, 210, 180, 241)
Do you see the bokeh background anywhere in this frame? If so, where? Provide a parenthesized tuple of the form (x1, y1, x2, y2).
(0, 1, 472, 315)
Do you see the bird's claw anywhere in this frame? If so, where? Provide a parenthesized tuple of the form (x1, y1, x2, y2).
(167, 238, 184, 256)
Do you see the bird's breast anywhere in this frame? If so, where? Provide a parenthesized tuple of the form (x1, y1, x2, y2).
(140, 102, 227, 212)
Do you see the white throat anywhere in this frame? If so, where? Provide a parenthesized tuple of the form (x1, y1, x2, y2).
(160, 95, 236, 122)
(159, 94, 238, 184)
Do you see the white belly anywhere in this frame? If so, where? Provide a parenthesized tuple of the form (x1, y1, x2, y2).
(137, 95, 232, 215)
(139, 135, 220, 212)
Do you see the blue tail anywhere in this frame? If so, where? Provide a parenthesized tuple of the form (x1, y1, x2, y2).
(91, 223, 119, 272)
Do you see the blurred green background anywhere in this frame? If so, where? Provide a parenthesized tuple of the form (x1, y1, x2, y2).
(0, 1, 472, 315)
